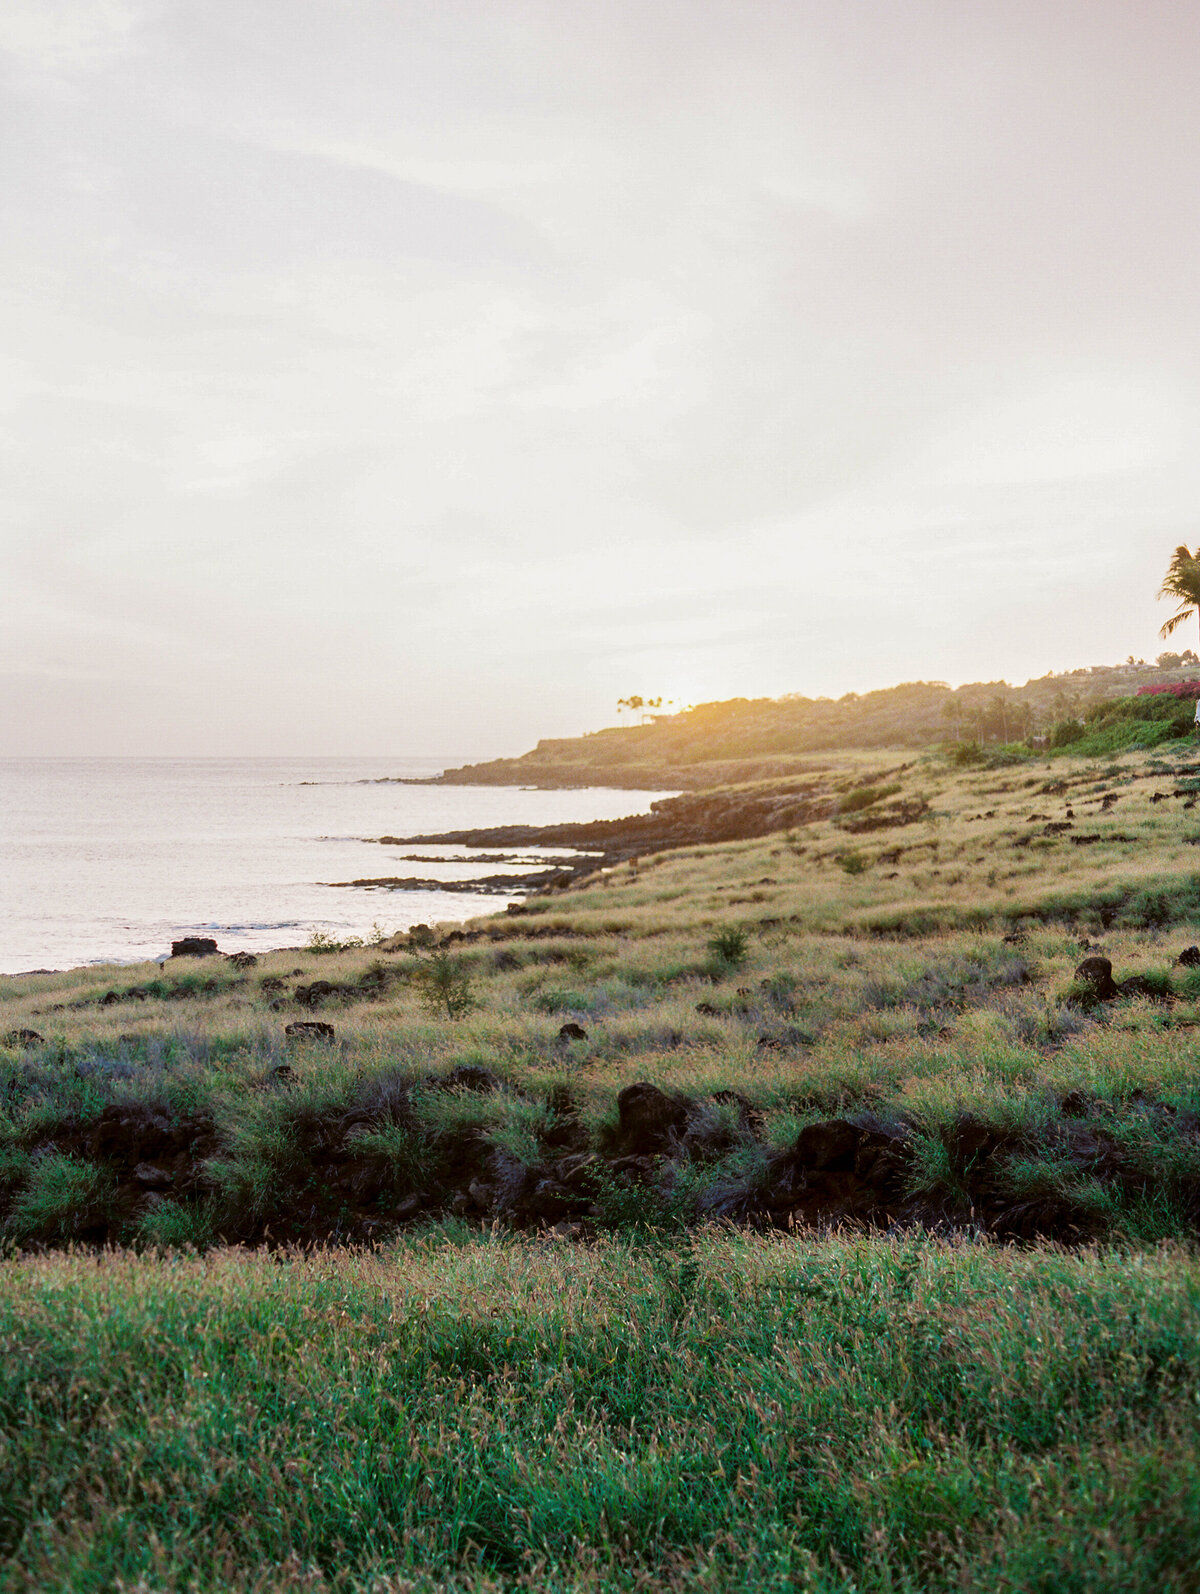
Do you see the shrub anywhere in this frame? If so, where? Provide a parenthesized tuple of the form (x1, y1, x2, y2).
(837, 782, 901, 815)
(707, 926, 750, 968)
(415, 953, 477, 1020)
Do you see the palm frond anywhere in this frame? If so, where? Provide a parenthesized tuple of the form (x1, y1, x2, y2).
(1160, 606, 1196, 640)
(1158, 545, 1200, 605)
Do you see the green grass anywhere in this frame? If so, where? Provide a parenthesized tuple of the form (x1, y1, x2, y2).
(0, 1234, 1198, 1593)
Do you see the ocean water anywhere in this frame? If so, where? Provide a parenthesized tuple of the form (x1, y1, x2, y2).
(0, 758, 666, 974)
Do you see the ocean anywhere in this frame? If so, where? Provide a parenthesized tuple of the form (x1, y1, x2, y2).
(0, 758, 665, 974)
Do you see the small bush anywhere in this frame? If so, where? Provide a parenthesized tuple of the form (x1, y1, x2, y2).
(707, 927, 750, 968)
(414, 953, 477, 1020)
(837, 782, 901, 815)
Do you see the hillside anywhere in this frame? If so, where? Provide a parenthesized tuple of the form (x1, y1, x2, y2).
(423, 658, 1200, 788)
(5, 740, 1200, 1587)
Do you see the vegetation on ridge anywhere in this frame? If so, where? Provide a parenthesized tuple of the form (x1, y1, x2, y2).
(427, 658, 1200, 789)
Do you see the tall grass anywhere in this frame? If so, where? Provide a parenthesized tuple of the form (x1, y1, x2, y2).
(0, 1233, 1197, 1592)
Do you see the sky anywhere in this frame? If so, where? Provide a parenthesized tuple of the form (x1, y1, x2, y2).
(3, 0, 1200, 756)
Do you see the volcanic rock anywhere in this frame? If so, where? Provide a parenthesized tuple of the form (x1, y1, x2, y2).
(1074, 956, 1119, 999)
(286, 1021, 335, 1042)
(614, 1082, 690, 1154)
(171, 937, 219, 958)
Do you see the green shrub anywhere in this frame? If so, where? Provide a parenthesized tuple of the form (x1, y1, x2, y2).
(707, 926, 750, 968)
(414, 952, 477, 1020)
(837, 782, 901, 815)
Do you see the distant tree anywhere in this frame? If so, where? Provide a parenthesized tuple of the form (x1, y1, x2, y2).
(617, 694, 665, 725)
(1158, 545, 1200, 651)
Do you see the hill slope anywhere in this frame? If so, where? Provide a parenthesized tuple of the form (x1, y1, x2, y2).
(424, 660, 1200, 788)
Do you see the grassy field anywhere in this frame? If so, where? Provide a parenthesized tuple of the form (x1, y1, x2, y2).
(3, 742, 1200, 1587)
(1, 1235, 1198, 1592)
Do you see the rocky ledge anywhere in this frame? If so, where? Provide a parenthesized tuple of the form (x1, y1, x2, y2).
(378, 782, 836, 888)
(374, 775, 926, 891)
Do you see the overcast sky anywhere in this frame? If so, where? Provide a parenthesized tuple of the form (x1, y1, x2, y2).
(3, 1, 1200, 756)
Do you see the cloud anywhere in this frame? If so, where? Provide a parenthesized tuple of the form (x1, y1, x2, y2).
(5, 0, 1200, 751)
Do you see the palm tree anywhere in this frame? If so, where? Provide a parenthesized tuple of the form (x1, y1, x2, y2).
(1158, 545, 1200, 648)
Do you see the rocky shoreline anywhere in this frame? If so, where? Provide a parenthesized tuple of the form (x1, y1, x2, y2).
(372, 773, 924, 894)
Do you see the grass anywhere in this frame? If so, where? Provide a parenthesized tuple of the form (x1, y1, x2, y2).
(1, 1234, 1199, 1592)
(4, 742, 1200, 1584)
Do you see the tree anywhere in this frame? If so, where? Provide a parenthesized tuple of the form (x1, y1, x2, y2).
(616, 695, 666, 725)
(1158, 545, 1200, 650)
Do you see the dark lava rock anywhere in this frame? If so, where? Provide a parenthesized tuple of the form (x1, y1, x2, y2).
(989, 1196, 1100, 1243)
(86, 1103, 212, 1175)
(695, 1002, 719, 1016)
(435, 1064, 502, 1092)
(286, 1021, 335, 1042)
(750, 1118, 911, 1228)
(228, 951, 258, 969)
(614, 1082, 690, 1154)
(1178, 946, 1200, 968)
(1074, 956, 1119, 999)
(271, 1064, 297, 1085)
(294, 980, 348, 1008)
(1117, 974, 1169, 1001)
(947, 1113, 1019, 1172)
(4, 1028, 44, 1046)
(558, 1022, 588, 1041)
(260, 976, 286, 994)
(171, 937, 219, 958)
(518, 1176, 579, 1224)
(794, 1119, 861, 1171)
(132, 1162, 174, 1190)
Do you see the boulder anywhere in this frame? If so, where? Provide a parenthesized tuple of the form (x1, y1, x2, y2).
(520, 1176, 578, 1224)
(946, 1113, 1017, 1171)
(434, 1063, 502, 1093)
(171, 937, 219, 958)
(793, 1119, 861, 1171)
(285, 1021, 335, 1042)
(558, 1022, 588, 1042)
(3, 1028, 44, 1047)
(1074, 956, 1119, 999)
(132, 1162, 174, 1190)
(614, 1082, 690, 1154)
(1117, 974, 1169, 1001)
(228, 951, 258, 969)
(1178, 946, 1200, 968)
(294, 980, 348, 1007)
